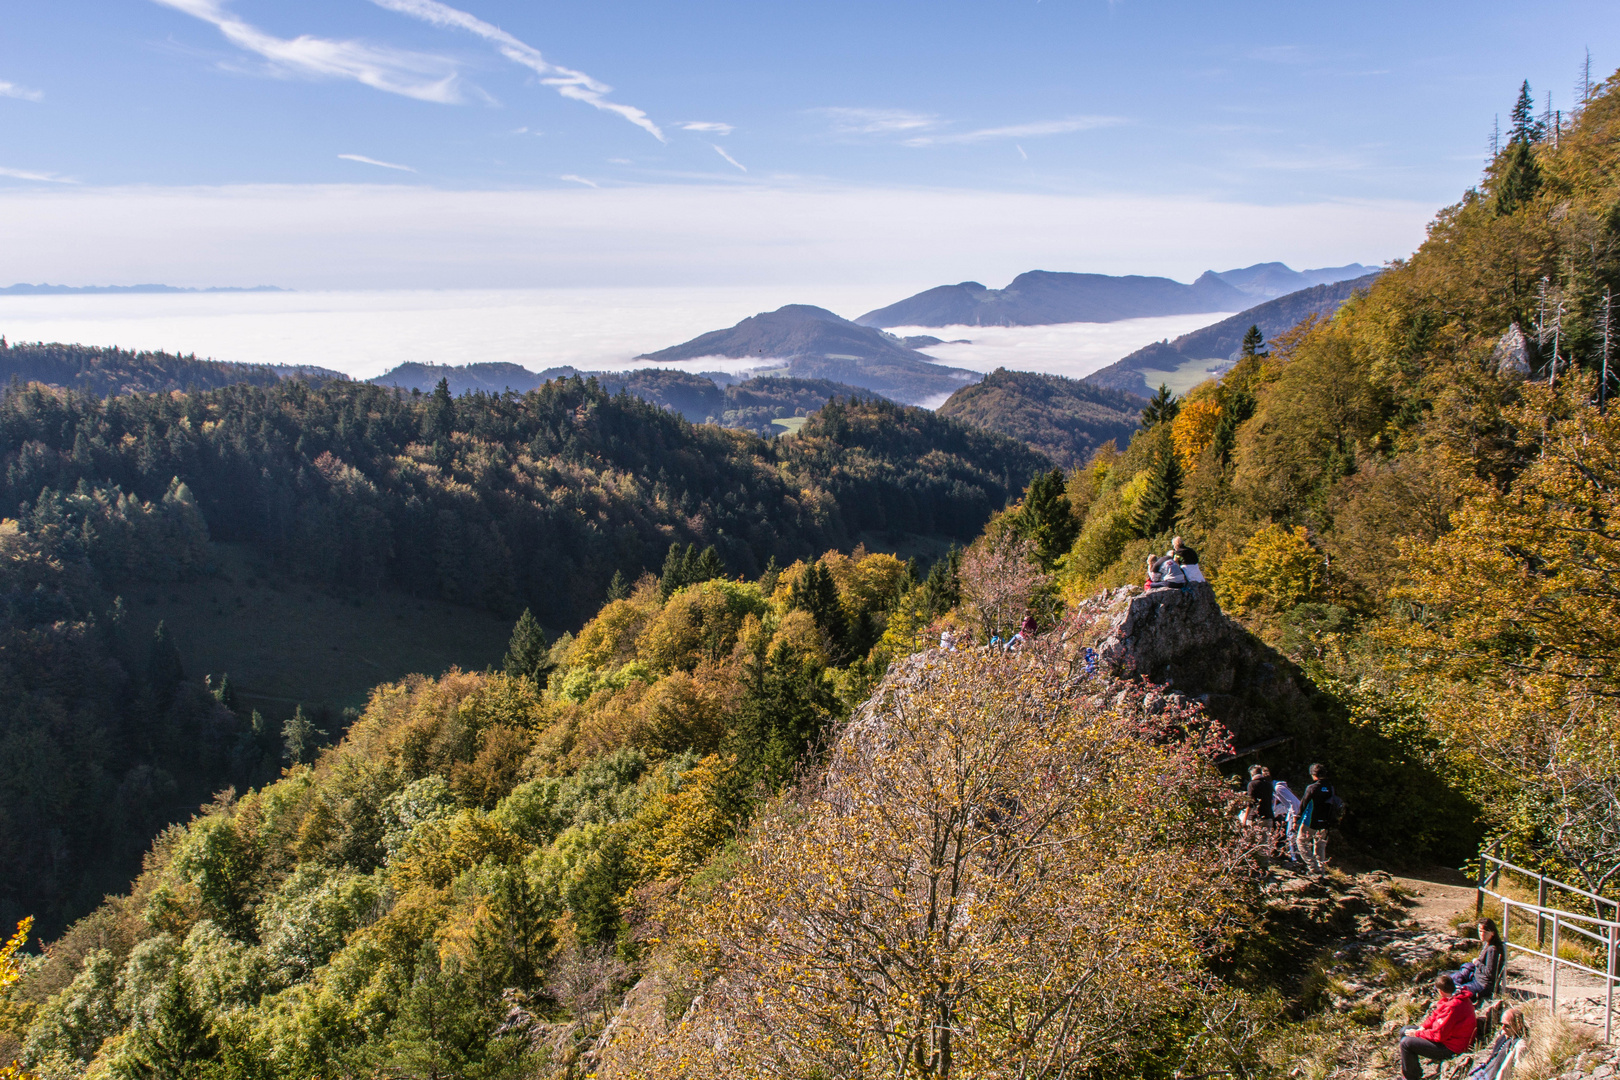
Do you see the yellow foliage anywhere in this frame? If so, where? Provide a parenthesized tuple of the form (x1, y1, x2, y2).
(1212, 524, 1323, 616)
(767, 609, 827, 667)
(1170, 395, 1223, 471)
(628, 754, 736, 881)
(569, 598, 657, 670)
(602, 644, 1246, 1079)
(390, 809, 526, 891)
(637, 581, 766, 673)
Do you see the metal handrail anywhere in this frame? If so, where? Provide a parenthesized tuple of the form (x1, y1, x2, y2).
(1475, 841, 1619, 1044)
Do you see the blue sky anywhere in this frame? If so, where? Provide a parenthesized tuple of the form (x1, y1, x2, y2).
(0, 0, 1616, 289)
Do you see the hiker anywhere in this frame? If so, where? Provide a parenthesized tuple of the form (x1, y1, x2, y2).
(1296, 763, 1337, 874)
(1398, 975, 1477, 1080)
(1450, 918, 1505, 999)
(1244, 765, 1278, 850)
(1146, 554, 1187, 590)
(1006, 613, 1037, 650)
(1468, 1008, 1527, 1080)
(1170, 536, 1207, 584)
(939, 628, 957, 651)
(1271, 779, 1304, 864)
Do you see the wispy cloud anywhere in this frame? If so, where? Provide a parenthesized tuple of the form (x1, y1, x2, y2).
(902, 117, 1122, 147)
(682, 121, 734, 135)
(0, 81, 43, 103)
(0, 165, 76, 184)
(151, 0, 463, 103)
(369, 0, 664, 141)
(559, 174, 599, 188)
(339, 153, 415, 172)
(1246, 45, 1308, 65)
(712, 144, 746, 172)
(815, 107, 940, 136)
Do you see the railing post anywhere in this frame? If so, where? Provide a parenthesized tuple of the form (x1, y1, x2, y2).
(1477, 855, 1487, 918)
(1538, 876, 1548, 949)
(1550, 914, 1560, 1016)
(1607, 919, 1616, 1045)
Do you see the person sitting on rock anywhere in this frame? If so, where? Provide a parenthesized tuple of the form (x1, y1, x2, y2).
(1398, 975, 1477, 1080)
(939, 628, 957, 651)
(1450, 918, 1504, 1000)
(1467, 1007, 1526, 1080)
(1146, 554, 1187, 589)
(1170, 535, 1207, 583)
(1006, 613, 1037, 649)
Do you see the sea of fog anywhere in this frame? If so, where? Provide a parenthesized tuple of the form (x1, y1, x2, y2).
(0, 287, 1234, 389)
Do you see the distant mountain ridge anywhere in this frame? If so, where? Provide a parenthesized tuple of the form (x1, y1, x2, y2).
(855, 270, 1250, 328)
(1210, 262, 1379, 301)
(635, 304, 980, 404)
(854, 262, 1380, 328)
(0, 283, 289, 295)
(1084, 272, 1382, 397)
(0, 340, 344, 396)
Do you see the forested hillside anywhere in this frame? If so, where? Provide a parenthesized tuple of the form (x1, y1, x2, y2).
(1047, 73, 1620, 891)
(5, 71, 1620, 1080)
(0, 340, 343, 396)
(0, 375, 1042, 940)
(936, 367, 1143, 467)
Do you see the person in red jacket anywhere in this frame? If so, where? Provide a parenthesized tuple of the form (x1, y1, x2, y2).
(1399, 975, 1477, 1080)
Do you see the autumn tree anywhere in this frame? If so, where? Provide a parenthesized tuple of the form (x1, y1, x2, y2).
(958, 533, 1049, 641)
(613, 644, 1247, 1079)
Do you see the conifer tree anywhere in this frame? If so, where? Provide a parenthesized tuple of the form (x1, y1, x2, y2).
(605, 569, 629, 601)
(1016, 470, 1080, 570)
(502, 608, 553, 682)
(1131, 443, 1181, 539)
(423, 377, 455, 441)
(1509, 80, 1545, 144)
(787, 561, 849, 659)
(1240, 325, 1267, 359)
(145, 622, 185, 704)
(114, 967, 216, 1079)
(282, 706, 318, 765)
(1495, 139, 1541, 216)
(1140, 384, 1180, 429)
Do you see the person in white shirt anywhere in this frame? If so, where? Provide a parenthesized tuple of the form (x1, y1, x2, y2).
(1271, 780, 1303, 864)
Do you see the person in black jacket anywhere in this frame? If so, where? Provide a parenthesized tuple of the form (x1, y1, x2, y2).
(1297, 763, 1335, 874)
(1451, 918, 1505, 999)
(1245, 765, 1278, 853)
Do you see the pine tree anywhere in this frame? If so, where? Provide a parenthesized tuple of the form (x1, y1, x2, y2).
(693, 545, 725, 582)
(385, 945, 489, 1080)
(1495, 138, 1541, 216)
(502, 608, 553, 682)
(1240, 325, 1267, 359)
(1140, 384, 1180, 429)
(145, 621, 185, 703)
(605, 569, 629, 601)
(659, 542, 692, 600)
(787, 561, 849, 659)
(759, 555, 782, 596)
(1509, 80, 1545, 144)
(1131, 443, 1181, 539)
(423, 377, 455, 441)
(282, 706, 318, 765)
(114, 967, 217, 1079)
(918, 547, 962, 617)
(1016, 470, 1080, 570)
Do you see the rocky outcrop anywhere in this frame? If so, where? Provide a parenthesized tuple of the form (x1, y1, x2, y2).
(1064, 583, 1312, 745)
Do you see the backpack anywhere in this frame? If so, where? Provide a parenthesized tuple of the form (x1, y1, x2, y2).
(1313, 786, 1345, 828)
